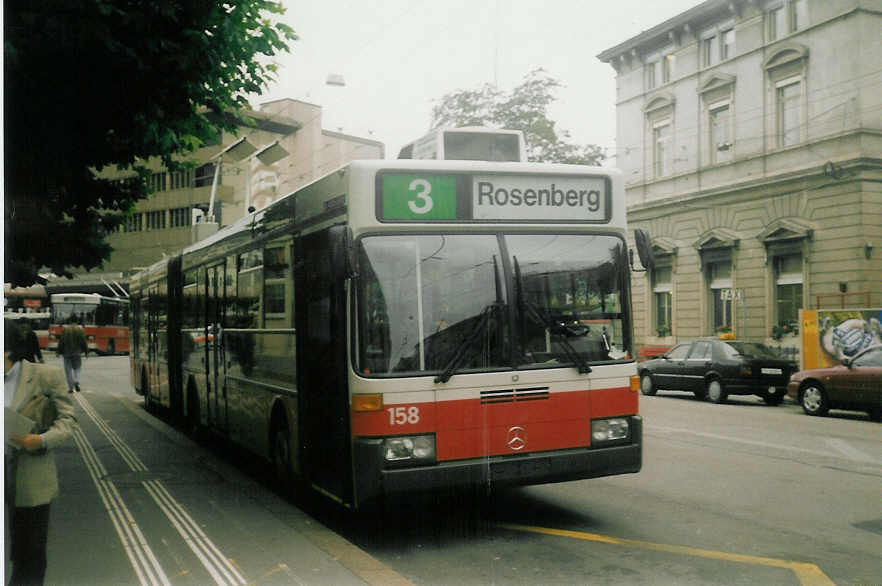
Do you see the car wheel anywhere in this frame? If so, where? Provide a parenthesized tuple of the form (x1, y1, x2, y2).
(865, 407, 881, 422)
(800, 383, 829, 416)
(640, 373, 657, 396)
(706, 379, 727, 404)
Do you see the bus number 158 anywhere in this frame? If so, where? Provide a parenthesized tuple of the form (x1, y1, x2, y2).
(388, 406, 420, 425)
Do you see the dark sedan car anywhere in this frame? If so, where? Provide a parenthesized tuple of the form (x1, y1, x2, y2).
(787, 345, 882, 420)
(638, 338, 797, 404)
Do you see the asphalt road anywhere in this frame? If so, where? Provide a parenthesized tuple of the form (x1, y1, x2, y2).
(32, 355, 882, 585)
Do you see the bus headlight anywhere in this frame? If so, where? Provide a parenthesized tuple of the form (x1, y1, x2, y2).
(383, 435, 435, 467)
(591, 418, 630, 445)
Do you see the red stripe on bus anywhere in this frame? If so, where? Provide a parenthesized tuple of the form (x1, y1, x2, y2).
(351, 386, 637, 461)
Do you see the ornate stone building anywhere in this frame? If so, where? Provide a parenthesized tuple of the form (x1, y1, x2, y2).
(598, 0, 882, 359)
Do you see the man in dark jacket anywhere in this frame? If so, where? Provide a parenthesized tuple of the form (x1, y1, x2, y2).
(56, 321, 88, 393)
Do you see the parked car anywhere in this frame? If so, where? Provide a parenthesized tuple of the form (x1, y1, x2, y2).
(787, 345, 882, 420)
(638, 338, 797, 404)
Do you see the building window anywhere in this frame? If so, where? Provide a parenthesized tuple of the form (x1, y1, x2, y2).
(194, 163, 216, 188)
(702, 36, 718, 67)
(774, 254, 803, 328)
(768, 1, 807, 41)
(147, 172, 166, 193)
(790, 0, 807, 32)
(648, 53, 675, 89)
(708, 261, 733, 333)
(720, 29, 735, 60)
(170, 169, 192, 190)
(146, 210, 166, 231)
(662, 54, 675, 84)
(169, 206, 191, 228)
(653, 266, 673, 336)
(124, 213, 143, 233)
(768, 6, 785, 40)
(653, 121, 671, 178)
(710, 103, 732, 163)
(777, 79, 801, 147)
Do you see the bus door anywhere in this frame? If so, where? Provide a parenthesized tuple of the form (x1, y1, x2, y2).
(206, 263, 228, 431)
(296, 229, 352, 504)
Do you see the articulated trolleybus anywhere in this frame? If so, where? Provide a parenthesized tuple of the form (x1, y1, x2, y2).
(130, 128, 648, 509)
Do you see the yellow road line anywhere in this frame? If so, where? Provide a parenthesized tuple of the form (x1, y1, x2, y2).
(496, 523, 835, 586)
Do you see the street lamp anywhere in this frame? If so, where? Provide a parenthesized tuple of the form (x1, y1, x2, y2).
(246, 140, 290, 212)
(207, 136, 257, 223)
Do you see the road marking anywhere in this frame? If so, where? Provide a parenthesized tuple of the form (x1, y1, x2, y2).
(71, 427, 171, 586)
(825, 438, 880, 464)
(497, 523, 835, 586)
(74, 393, 247, 585)
(647, 424, 880, 465)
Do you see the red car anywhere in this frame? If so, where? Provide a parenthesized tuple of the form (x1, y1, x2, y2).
(787, 345, 882, 421)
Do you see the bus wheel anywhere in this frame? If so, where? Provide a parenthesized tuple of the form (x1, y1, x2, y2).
(271, 417, 295, 497)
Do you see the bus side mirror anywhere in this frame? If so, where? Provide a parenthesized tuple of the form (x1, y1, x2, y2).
(329, 225, 357, 280)
(632, 229, 655, 272)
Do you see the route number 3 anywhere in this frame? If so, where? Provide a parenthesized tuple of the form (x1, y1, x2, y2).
(407, 179, 434, 214)
(388, 406, 420, 425)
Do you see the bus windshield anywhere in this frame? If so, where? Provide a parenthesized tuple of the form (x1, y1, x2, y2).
(52, 300, 128, 326)
(52, 302, 97, 325)
(356, 233, 630, 377)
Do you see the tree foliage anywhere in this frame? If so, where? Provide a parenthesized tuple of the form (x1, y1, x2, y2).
(431, 69, 605, 166)
(4, 0, 297, 286)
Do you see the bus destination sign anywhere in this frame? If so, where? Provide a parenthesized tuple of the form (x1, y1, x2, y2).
(378, 172, 610, 223)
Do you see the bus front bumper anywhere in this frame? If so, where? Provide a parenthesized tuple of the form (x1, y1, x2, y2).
(353, 415, 642, 506)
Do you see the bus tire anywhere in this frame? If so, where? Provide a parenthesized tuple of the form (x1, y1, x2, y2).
(271, 414, 295, 498)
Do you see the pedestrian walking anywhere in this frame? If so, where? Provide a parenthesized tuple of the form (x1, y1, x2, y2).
(56, 321, 87, 393)
(5, 319, 78, 585)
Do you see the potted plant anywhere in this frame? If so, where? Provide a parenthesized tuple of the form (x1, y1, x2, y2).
(716, 324, 734, 339)
(771, 322, 799, 341)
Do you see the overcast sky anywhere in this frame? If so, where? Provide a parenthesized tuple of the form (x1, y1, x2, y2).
(257, 0, 700, 161)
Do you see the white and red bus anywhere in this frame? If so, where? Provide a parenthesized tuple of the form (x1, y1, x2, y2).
(4, 283, 51, 349)
(130, 128, 651, 509)
(50, 293, 130, 355)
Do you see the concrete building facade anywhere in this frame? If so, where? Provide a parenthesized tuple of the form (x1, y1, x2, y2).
(101, 98, 384, 274)
(598, 0, 882, 359)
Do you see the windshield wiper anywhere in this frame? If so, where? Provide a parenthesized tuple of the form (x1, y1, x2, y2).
(513, 256, 592, 374)
(434, 255, 505, 384)
(434, 303, 500, 384)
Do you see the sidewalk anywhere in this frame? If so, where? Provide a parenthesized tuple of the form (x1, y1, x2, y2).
(38, 355, 412, 586)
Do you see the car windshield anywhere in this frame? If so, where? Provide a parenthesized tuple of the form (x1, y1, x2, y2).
(356, 233, 631, 377)
(720, 341, 781, 359)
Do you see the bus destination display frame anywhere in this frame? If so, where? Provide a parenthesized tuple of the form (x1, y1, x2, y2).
(376, 170, 612, 224)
